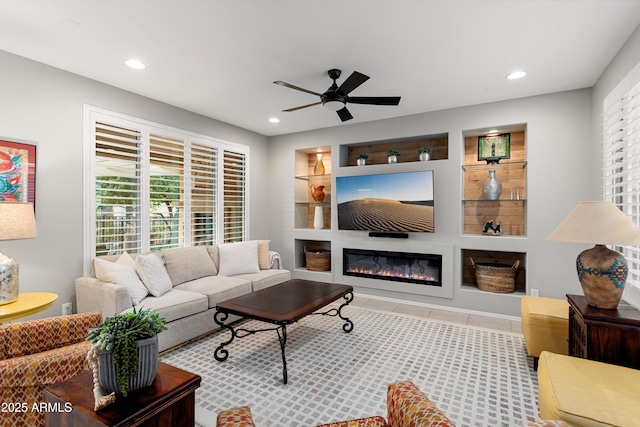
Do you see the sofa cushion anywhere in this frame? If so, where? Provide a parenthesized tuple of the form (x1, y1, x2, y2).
(132, 289, 208, 323)
(135, 253, 172, 297)
(258, 240, 270, 270)
(234, 269, 292, 292)
(174, 275, 252, 308)
(162, 246, 217, 286)
(94, 254, 149, 305)
(218, 241, 260, 276)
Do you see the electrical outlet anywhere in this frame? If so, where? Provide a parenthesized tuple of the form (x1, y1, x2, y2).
(530, 289, 540, 297)
(62, 302, 73, 316)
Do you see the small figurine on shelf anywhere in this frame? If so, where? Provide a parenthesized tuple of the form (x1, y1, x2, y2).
(482, 220, 503, 235)
(356, 153, 368, 166)
(417, 146, 431, 161)
(387, 148, 400, 164)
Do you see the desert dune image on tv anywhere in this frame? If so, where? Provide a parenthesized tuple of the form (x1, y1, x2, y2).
(336, 171, 434, 232)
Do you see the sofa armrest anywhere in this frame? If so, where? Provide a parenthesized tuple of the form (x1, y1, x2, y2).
(75, 276, 133, 319)
(216, 406, 256, 427)
(0, 312, 101, 359)
(387, 381, 455, 427)
(0, 341, 91, 388)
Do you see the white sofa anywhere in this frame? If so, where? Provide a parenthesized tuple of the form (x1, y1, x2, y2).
(75, 241, 291, 352)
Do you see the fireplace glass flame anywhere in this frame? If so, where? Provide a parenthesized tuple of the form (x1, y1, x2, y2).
(343, 248, 442, 286)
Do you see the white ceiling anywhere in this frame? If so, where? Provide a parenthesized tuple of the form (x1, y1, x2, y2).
(1, 1, 640, 137)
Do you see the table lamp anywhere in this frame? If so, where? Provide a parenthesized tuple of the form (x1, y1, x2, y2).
(0, 202, 37, 305)
(547, 200, 640, 309)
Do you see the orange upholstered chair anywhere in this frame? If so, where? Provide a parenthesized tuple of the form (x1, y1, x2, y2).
(216, 380, 571, 427)
(0, 312, 102, 427)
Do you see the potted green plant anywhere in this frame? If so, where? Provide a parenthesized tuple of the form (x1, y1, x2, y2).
(417, 146, 431, 161)
(356, 153, 368, 166)
(387, 148, 400, 164)
(87, 307, 167, 397)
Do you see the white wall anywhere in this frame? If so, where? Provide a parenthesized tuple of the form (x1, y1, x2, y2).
(0, 51, 271, 319)
(269, 89, 596, 317)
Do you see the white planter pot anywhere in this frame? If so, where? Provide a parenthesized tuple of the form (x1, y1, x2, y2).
(388, 155, 398, 164)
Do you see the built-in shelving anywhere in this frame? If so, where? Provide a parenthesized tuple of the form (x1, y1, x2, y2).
(462, 129, 527, 236)
(293, 147, 333, 278)
(339, 133, 448, 167)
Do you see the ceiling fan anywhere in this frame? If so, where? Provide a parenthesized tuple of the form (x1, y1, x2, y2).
(274, 69, 401, 122)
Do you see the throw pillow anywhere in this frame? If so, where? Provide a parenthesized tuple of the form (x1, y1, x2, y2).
(258, 240, 270, 270)
(162, 246, 217, 286)
(217, 240, 260, 276)
(135, 253, 172, 297)
(94, 253, 148, 305)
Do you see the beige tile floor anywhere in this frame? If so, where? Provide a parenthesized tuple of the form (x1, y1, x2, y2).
(351, 295, 523, 334)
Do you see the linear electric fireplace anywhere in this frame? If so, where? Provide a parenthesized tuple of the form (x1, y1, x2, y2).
(343, 248, 442, 286)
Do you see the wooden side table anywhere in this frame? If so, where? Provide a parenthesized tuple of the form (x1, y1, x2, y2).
(0, 292, 58, 323)
(567, 293, 640, 369)
(43, 362, 201, 427)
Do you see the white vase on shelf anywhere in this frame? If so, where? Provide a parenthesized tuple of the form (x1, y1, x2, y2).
(313, 206, 324, 230)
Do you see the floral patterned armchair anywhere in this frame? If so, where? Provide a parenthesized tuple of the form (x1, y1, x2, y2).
(0, 312, 102, 427)
(216, 380, 570, 427)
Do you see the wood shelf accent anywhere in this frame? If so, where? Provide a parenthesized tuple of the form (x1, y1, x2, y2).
(344, 134, 448, 166)
(462, 249, 526, 293)
(462, 131, 526, 236)
(295, 150, 332, 230)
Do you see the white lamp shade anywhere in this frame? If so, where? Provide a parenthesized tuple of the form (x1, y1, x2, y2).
(0, 202, 37, 241)
(547, 200, 640, 246)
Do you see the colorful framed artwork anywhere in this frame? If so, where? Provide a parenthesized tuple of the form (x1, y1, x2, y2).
(478, 134, 510, 163)
(0, 139, 37, 207)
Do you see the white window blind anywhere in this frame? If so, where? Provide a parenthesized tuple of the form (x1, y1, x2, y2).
(223, 150, 247, 243)
(603, 61, 640, 309)
(86, 108, 248, 266)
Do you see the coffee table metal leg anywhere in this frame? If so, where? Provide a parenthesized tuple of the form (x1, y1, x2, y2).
(277, 325, 288, 384)
(213, 309, 235, 362)
(338, 292, 354, 333)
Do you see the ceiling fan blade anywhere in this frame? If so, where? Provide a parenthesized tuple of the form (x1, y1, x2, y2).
(337, 71, 369, 95)
(283, 101, 322, 112)
(274, 81, 321, 97)
(348, 96, 401, 106)
(337, 107, 353, 122)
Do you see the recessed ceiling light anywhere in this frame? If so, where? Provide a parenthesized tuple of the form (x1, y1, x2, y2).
(125, 59, 146, 70)
(506, 71, 527, 80)
(269, 117, 280, 123)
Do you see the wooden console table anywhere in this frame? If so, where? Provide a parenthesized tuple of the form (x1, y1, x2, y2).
(567, 293, 640, 369)
(43, 362, 201, 427)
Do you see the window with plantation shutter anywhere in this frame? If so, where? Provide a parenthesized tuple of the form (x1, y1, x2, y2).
(602, 61, 640, 310)
(85, 107, 249, 266)
(223, 150, 247, 242)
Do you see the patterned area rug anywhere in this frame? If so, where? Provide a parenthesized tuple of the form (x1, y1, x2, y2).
(160, 304, 538, 427)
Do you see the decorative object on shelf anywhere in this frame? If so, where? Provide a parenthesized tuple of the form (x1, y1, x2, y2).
(482, 169, 502, 200)
(478, 134, 510, 164)
(482, 220, 502, 235)
(417, 146, 431, 161)
(313, 206, 324, 229)
(313, 152, 325, 175)
(547, 200, 640, 309)
(304, 246, 331, 271)
(309, 184, 326, 202)
(0, 202, 37, 305)
(87, 307, 167, 401)
(470, 258, 519, 293)
(387, 148, 400, 164)
(356, 153, 368, 166)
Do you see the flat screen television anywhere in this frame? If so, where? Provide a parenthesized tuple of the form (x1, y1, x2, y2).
(336, 170, 434, 232)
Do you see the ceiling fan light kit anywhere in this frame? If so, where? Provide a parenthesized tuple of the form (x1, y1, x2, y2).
(274, 69, 401, 122)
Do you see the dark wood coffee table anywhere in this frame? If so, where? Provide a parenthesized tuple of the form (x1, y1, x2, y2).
(213, 279, 354, 384)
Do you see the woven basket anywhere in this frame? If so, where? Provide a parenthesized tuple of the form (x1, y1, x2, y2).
(470, 258, 520, 293)
(304, 247, 331, 272)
